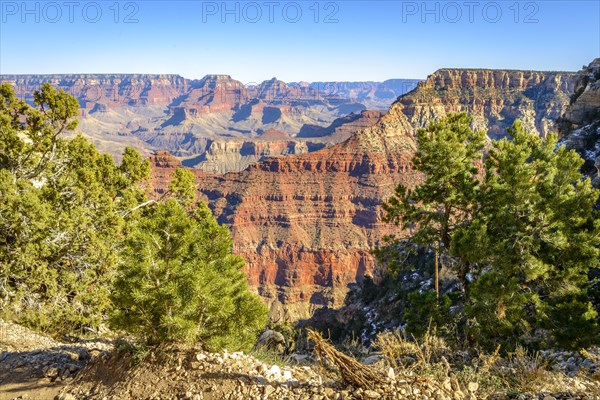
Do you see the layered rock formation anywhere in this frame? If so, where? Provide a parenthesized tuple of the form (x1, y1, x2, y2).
(168, 75, 247, 115)
(188, 137, 327, 174)
(2, 74, 189, 110)
(558, 59, 600, 184)
(394, 69, 575, 138)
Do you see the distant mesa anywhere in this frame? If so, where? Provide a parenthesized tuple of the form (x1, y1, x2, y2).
(256, 128, 289, 140)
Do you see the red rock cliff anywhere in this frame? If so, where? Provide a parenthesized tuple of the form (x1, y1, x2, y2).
(151, 112, 417, 319)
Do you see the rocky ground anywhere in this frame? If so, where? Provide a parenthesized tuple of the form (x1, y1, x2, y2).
(1, 319, 599, 400)
(0, 319, 111, 400)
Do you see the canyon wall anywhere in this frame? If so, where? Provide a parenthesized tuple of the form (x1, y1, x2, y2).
(394, 69, 575, 138)
(1, 74, 189, 110)
(559, 59, 600, 184)
(151, 110, 417, 319)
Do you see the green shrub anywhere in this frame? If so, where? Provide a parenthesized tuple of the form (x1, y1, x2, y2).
(465, 273, 532, 351)
(405, 290, 452, 339)
(543, 293, 599, 349)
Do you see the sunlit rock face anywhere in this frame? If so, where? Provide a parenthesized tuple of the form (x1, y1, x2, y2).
(558, 59, 600, 186)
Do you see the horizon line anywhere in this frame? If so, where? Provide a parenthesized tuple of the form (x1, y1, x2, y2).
(0, 72, 426, 84)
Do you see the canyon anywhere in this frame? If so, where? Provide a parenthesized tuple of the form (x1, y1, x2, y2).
(150, 66, 580, 319)
(190, 111, 386, 173)
(0, 74, 419, 170)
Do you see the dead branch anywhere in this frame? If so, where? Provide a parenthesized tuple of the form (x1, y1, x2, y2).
(307, 329, 386, 389)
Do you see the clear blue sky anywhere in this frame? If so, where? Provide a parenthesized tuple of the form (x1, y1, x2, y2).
(1, 1, 598, 82)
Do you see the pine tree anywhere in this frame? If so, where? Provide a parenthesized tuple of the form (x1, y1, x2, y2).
(462, 121, 600, 349)
(110, 170, 268, 349)
(382, 112, 486, 296)
(383, 114, 599, 349)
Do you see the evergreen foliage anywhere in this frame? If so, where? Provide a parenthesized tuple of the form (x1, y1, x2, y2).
(382, 113, 600, 350)
(0, 83, 150, 335)
(0, 84, 267, 350)
(460, 122, 600, 349)
(110, 170, 268, 349)
(383, 112, 486, 294)
(404, 290, 452, 338)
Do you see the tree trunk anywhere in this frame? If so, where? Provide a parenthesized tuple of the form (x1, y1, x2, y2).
(434, 244, 440, 300)
(458, 261, 470, 298)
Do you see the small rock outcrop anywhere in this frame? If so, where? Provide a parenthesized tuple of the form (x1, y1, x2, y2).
(0, 319, 112, 399)
(558, 59, 600, 185)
